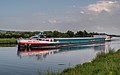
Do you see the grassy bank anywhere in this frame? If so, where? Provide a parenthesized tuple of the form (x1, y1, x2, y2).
(0, 38, 17, 44)
(40, 49, 120, 75)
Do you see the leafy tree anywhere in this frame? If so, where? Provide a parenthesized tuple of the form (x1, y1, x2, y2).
(66, 30, 74, 37)
(75, 31, 84, 37)
(44, 31, 53, 38)
(52, 31, 62, 38)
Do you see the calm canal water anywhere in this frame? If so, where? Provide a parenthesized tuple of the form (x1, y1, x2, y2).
(0, 38, 120, 75)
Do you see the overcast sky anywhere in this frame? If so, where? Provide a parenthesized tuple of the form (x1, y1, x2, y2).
(0, 0, 120, 34)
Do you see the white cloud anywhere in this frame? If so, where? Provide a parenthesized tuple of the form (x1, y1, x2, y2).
(80, 11, 85, 14)
(48, 20, 57, 24)
(86, 0, 120, 13)
(48, 19, 61, 24)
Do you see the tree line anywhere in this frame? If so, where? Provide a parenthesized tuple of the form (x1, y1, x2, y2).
(43, 30, 94, 38)
(0, 30, 100, 38)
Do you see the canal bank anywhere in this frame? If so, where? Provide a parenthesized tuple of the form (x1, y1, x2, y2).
(40, 49, 120, 75)
(0, 38, 17, 44)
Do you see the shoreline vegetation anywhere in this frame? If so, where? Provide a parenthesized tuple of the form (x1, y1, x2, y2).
(0, 38, 17, 44)
(39, 49, 120, 75)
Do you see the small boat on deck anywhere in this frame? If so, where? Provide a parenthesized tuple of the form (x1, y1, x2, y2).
(17, 38, 60, 49)
(17, 39, 59, 45)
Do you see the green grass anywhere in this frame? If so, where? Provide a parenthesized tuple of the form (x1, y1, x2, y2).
(39, 49, 120, 75)
(0, 38, 17, 44)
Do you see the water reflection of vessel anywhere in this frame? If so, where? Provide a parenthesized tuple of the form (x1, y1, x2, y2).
(17, 48, 59, 59)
